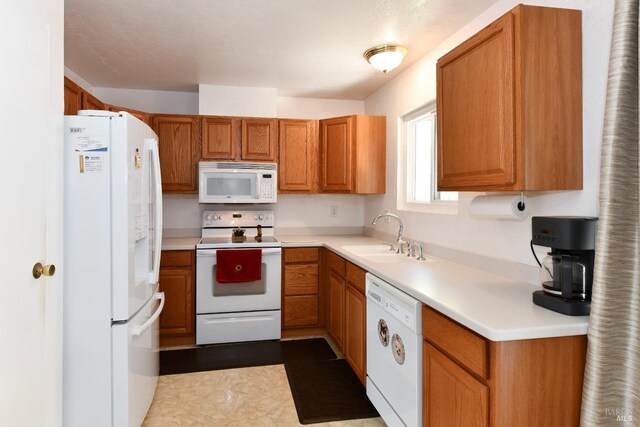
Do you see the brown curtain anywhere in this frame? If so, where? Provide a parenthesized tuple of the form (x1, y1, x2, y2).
(581, 0, 639, 425)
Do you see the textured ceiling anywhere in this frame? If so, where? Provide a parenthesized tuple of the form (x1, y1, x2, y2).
(64, 0, 498, 99)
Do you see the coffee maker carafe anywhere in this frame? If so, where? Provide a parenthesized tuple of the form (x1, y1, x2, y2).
(531, 217, 598, 316)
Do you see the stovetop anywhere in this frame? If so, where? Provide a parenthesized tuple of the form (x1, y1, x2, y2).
(198, 210, 280, 249)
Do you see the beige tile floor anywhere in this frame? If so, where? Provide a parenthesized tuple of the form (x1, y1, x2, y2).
(143, 364, 386, 427)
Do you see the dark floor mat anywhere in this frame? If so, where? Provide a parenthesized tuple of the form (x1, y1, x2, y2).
(285, 358, 379, 424)
(160, 338, 337, 375)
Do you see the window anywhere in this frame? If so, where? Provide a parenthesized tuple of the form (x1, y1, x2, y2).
(398, 104, 457, 214)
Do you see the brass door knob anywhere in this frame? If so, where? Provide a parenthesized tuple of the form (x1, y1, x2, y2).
(33, 262, 56, 279)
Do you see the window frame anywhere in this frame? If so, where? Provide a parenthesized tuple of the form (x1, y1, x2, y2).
(397, 103, 458, 215)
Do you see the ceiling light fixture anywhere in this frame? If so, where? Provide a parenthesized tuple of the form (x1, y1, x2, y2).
(363, 44, 408, 73)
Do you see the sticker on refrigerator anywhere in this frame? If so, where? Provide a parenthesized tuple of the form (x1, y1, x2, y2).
(72, 134, 108, 152)
(134, 149, 142, 169)
(79, 153, 104, 173)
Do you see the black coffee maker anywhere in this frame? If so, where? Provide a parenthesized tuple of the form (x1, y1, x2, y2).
(531, 217, 598, 316)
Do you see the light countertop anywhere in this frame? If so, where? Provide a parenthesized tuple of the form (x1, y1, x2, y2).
(277, 234, 589, 342)
(162, 237, 200, 251)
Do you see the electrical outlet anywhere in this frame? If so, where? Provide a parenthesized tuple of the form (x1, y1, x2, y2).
(330, 206, 338, 217)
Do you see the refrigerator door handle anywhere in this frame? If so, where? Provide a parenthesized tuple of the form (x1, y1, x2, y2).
(147, 138, 163, 286)
(131, 292, 165, 336)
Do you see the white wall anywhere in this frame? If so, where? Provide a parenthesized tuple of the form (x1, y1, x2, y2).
(198, 85, 366, 119)
(199, 84, 278, 117)
(163, 193, 365, 232)
(93, 87, 199, 115)
(277, 97, 364, 119)
(363, 0, 614, 266)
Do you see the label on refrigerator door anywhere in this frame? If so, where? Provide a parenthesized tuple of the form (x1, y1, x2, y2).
(71, 134, 108, 153)
(78, 153, 104, 173)
(134, 149, 142, 169)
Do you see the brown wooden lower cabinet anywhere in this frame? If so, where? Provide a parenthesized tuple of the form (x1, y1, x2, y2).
(422, 305, 587, 427)
(345, 282, 366, 384)
(284, 295, 318, 327)
(323, 249, 366, 384)
(423, 341, 489, 426)
(324, 250, 347, 352)
(159, 250, 195, 346)
(327, 270, 346, 351)
(282, 248, 321, 329)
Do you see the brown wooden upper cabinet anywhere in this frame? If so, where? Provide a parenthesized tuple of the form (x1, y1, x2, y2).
(64, 77, 82, 115)
(241, 118, 277, 161)
(107, 104, 150, 125)
(201, 116, 277, 162)
(151, 114, 200, 193)
(201, 116, 239, 160)
(320, 115, 386, 194)
(436, 5, 582, 191)
(81, 91, 106, 111)
(278, 119, 319, 192)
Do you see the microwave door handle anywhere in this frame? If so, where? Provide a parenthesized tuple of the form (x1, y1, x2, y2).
(146, 138, 163, 285)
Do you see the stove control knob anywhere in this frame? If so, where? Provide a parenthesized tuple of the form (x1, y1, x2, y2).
(213, 214, 221, 220)
(258, 214, 265, 220)
(205, 214, 213, 221)
(254, 214, 259, 220)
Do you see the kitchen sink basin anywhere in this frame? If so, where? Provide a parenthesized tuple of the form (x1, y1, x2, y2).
(341, 244, 398, 256)
(342, 244, 432, 263)
(355, 253, 408, 263)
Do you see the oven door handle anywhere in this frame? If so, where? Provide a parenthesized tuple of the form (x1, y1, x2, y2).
(197, 248, 282, 257)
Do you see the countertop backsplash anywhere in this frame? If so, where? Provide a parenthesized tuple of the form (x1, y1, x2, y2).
(162, 193, 366, 230)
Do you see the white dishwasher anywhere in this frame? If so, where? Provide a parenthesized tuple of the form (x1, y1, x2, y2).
(366, 273, 422, 427)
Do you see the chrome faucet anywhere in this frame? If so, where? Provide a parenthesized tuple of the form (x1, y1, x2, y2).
(371, 212, 405, 254)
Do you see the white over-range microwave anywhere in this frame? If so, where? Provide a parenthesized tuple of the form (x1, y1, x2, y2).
(198, 161, 277, 203)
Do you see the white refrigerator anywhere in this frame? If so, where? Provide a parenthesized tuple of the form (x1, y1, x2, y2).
(63, 111, 164, 427)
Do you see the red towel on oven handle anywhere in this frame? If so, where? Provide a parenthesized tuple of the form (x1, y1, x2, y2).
(216, 249, 262, 283)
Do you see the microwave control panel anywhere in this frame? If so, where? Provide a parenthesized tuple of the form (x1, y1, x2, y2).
(259, 173, 276, 201)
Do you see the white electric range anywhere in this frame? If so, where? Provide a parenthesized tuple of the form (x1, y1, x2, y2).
(196, 210, 282, 345)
